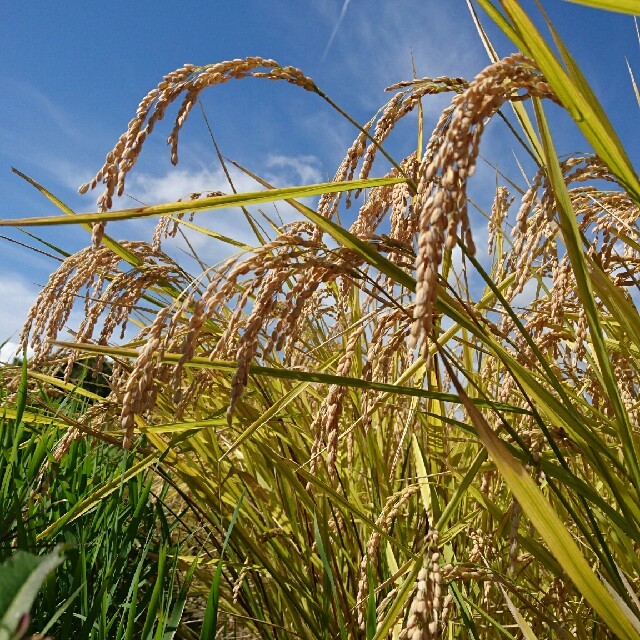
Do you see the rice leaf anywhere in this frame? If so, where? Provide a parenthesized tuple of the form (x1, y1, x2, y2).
(411, 435, 432, 516)
(200, 491, 245, 640)
(564, 0, 640, 14)
(487, 0, 640, 201)
(51, 341, 530, 415)
(313, 513, 348, 640)
(219, 353, 340, 460)
(141, 545, 167, 640)
(0, 546, 64, 640)
(532, 97, 640, 491)
(0, 177, 405, 227)
(497, 582, 540, 640)
(14, 346, 28, 428)
(36, 454, 158, 540)
(163, 559, 197, 640)
(371, 558, 423, 640)
(626, 58, 640, 108)
(11, 168, 144, 267)
(450, 584, 481, 640)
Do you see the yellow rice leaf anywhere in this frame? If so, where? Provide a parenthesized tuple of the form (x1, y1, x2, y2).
(497, 582, 540, 640)
(564, 0, 640, 14)
(0, 177, 405, 227)
(411, 434, 432, 515)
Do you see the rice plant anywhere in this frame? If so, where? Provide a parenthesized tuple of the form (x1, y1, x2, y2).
(2, 0, 640, 638)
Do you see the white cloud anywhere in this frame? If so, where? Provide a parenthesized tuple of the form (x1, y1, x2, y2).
(0, 275, 38, 344)
(0, 341, 33, 364)
(127, 167, 239, 205)
(104, 154, 324, 268)
(39, 157, 92, 194)
(265, 155, 323, 185)
(0, 341, 19, 363)
(125, 154, 323, 206)
(510, 276, 553, 311)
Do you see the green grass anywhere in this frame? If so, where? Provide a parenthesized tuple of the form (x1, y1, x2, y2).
(0, 363, 196, 639)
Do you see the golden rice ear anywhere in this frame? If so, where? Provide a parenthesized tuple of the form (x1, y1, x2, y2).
(79, 59, 318, 242)
(120, 306, 171, 449)
(487, 186, 513, 257)
(404, 530, 441, 640)
(19, 240, 186, 375)
(410, 53, 558, 358)
(355, 484, 420, 629)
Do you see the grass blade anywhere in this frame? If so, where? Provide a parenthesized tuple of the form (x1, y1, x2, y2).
(14, 346, 28, 428)
(199, 491, 245, 640)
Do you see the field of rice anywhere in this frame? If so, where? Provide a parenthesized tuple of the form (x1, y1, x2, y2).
(2, 1, 640, 638)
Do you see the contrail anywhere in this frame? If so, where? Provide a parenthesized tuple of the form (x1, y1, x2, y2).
(321, 0, 352, 63)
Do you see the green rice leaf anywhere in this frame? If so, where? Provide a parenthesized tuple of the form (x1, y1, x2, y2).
(411, 435, 432, 516)
(141, 545, 167, 640)
(11, 168, 144, 267)
(36, 454, 158, 541)
(493, 0, 640, 202)
(200, 491, 245, 640)
(450, 584, 482, 640)
(0, 546, 64, 640)
(366, 560, 377, 640)
(219, 353, 340, 460)
(532, 97, 640, 491)
(163, 559, 197, 640)
(0, 177, 405, 227)
(313, 514, 348, 640)
(13, 346, 28, 428)
(51, 341, 529, 415)
(372, 558, 422, 640)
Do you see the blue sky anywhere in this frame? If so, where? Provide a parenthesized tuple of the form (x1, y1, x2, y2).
(0, 0, 638, 357)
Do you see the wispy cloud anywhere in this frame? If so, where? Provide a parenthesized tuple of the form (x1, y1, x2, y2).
(265, 155, 322, 184)
(125, 154, 323, 205)
(321, 0, 352, 63)
(312, 1, 484, 113)
(0, 76, 82, 141)
(0, 274, 39, 343)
